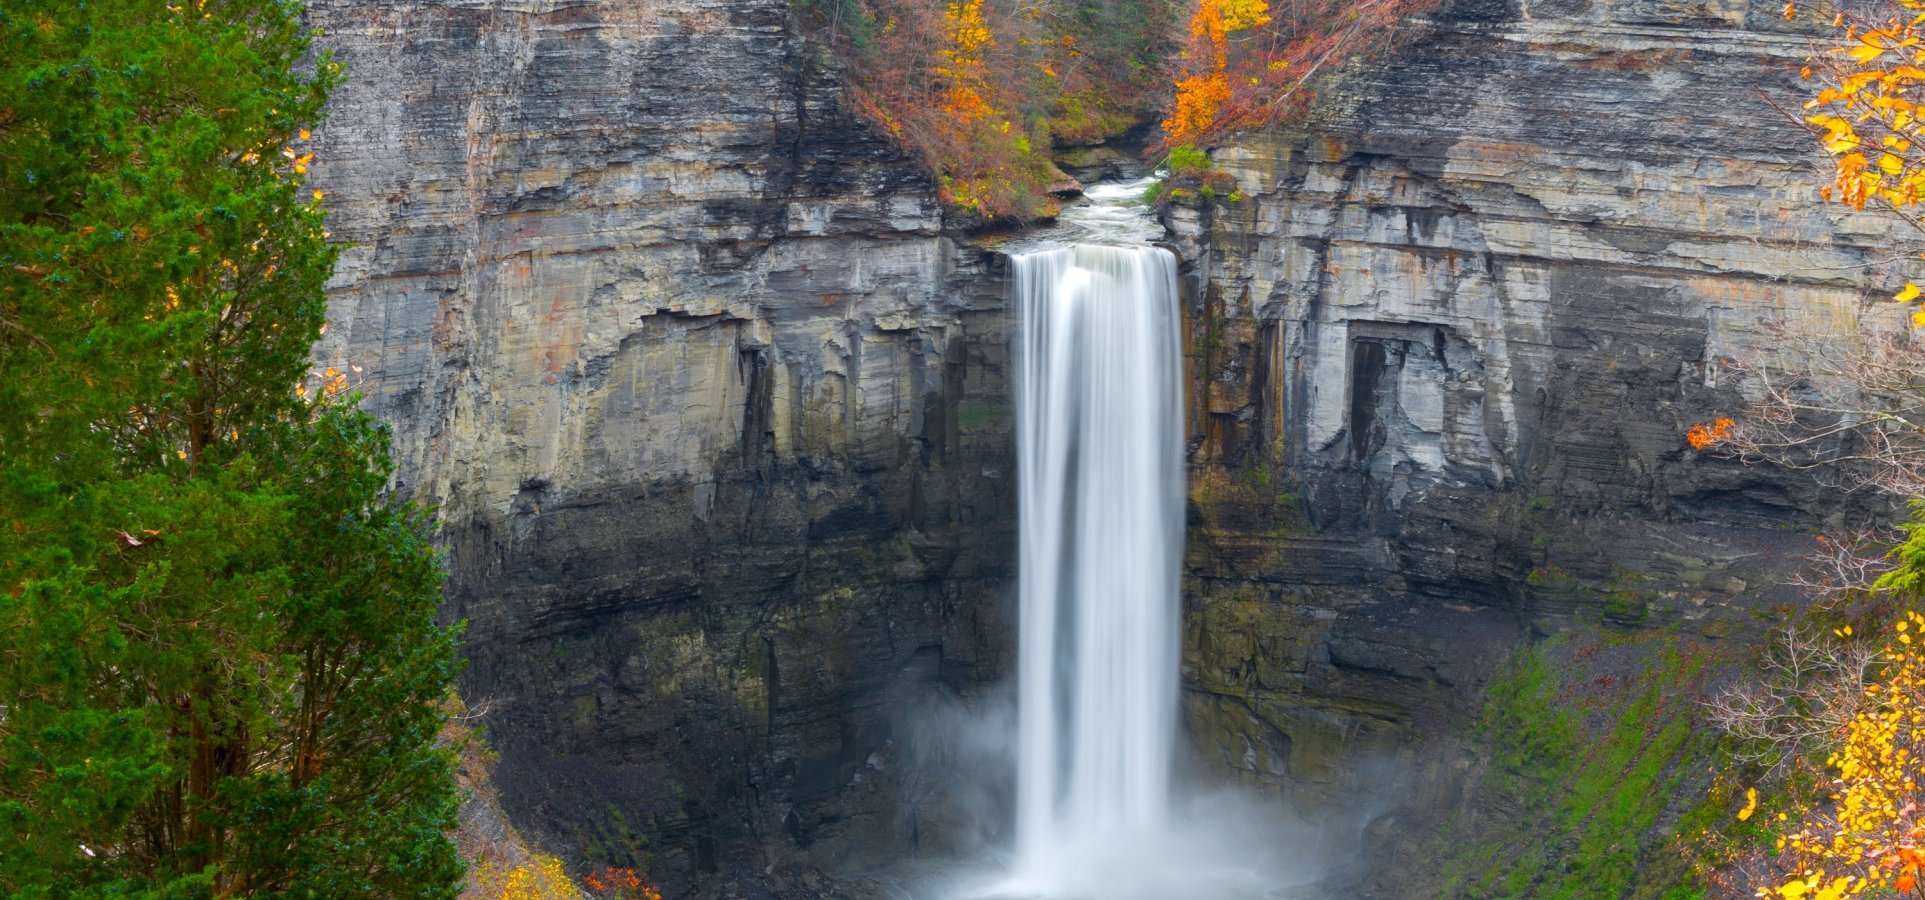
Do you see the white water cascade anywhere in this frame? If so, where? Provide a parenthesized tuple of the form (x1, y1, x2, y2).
(1010, 229, 1185, 891)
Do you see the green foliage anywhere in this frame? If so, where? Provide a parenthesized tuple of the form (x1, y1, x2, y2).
(1167, 143, 1214, 175)
(1047, 89, 1138, 146)
(0, 0, 461, 896)
(1605, 591, 1653, 626)
(1876, 506, 1925, 597)
(1147, 143, 1235, 208)
(1437, 638, 1722, 899)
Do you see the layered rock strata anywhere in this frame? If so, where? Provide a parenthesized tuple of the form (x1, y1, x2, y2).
(304, 0, 1016, 890)
(1173, 0, 1913, 881)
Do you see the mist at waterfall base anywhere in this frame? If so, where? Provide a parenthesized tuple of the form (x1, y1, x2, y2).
(852, 183, 1347, 898)
(884, 678, 1327, 898)
(1007, 243, 1297, 900)
(877, 240, 1325, 899)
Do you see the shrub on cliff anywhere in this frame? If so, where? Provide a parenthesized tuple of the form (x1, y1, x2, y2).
(0, 0, 462, 895)
(1142, 142, 1236, 206)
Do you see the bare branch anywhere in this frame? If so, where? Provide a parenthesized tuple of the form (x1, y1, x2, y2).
(1713, 323, 1925, 501)
(1704, 623, 1878, 775)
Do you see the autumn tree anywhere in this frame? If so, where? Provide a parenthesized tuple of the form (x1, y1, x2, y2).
(1752, 608, 1925, 899)
(1800, 0, 1925, 292)
(1156, 0, 1443, 151)
(800, 0, 1067, 220)
(1163, 0, 1269, 146)
(0, 0, 461, 895)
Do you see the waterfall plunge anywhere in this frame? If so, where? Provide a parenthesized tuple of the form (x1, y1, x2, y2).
(1011, 244, 1184, 892)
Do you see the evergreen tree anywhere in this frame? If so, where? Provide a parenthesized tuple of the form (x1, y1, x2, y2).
(0, 0, 463, 895)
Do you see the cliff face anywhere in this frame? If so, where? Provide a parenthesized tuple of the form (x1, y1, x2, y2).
(1172, 0, 1912, 878)
(304, 0, 1015, 889)
(307, 0, 1920, 891)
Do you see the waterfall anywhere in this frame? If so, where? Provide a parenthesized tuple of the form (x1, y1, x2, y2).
(1011, 243, 1184, 891)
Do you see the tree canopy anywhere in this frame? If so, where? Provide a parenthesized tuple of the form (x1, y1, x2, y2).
(0, 0, 462, 895)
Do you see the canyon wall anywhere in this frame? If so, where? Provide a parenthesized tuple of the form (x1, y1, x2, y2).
(303, 0, 1924, 891)
(1172, 0, 1914, 884)
(303, 0, 1015, 891)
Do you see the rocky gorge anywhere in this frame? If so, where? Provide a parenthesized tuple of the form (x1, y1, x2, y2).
(303, 0, 1919, 894)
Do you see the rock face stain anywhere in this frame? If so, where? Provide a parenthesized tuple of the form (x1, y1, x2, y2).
(305, 0, 1015, 890)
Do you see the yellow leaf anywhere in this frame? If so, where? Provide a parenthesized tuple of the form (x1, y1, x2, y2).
(313, 189, 324, 201)
(1812, 117, 1851, 138)
(1897, 282, 1921, 302)
(1739, 786, 1759, 821)
(1843, 71, 1883, 95)
(1882, 153, 1905, 174)
(1850, 43, 1889, 64)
